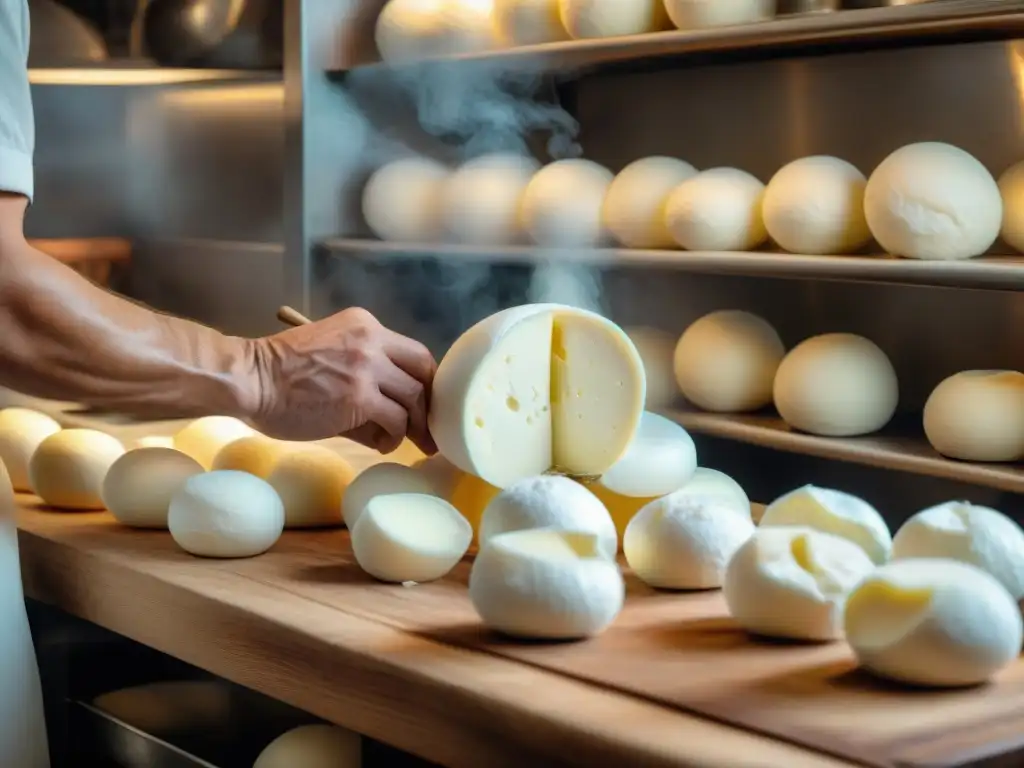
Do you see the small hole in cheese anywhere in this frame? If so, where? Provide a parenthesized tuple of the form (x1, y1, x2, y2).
(506, 396, 520, 412)
(474, 417, 485, 428)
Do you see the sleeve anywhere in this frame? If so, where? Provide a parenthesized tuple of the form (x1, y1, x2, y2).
(0, 0, 33, 201)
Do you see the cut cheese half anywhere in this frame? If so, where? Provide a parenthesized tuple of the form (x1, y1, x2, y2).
(429, 304, 645, 488)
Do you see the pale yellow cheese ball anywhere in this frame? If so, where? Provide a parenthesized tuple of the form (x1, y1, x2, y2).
(173, 416, 256, 470)
(449, 471, 500, 543)
(602, 156, 698, 249)
(29, 429, 125, 510)
(211, 435, 288, 479)
(998, 160, 1024, 255)
(267, 446, 356, 528)
(0, 407, 62, 492)
(102, 447, 205, 529)
(923, 371, 1024, 462)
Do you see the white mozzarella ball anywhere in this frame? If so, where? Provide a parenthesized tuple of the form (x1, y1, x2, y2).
(892, 500, 1024, 601)
(469, 528, 624, 638)
(998, 159, 1024, 254)
(724, 526, 875, 641)
(665, 167, 768, 251)
(342, 462, 438, 528)
(675, 467, 751, 518)
(598, 411, 696, 498)
(101, 448, 204, 529)
(480, 474, 617, 558)
(866, 142, 1001, 261)
(362, 157, 450, 242)
(923, 370, 1024, 462)
(29, 429, 125, 510)
(411, 452, 463, 500)
(0, 408, 61, 492)
(602, 156, 698, 249)
(760, 485, 892, 565)
(773, 333, 898, 437)
(665, 0, 771, 29)
(129, 435, 176, 451)
(493, 0, 569, 44)
(211, 435, 288, 479)
(267, 447, 356, 528)
(352, 493, 472, 582)
(254, 724, 361, 768)
(375, 0, 448, 63)
(558, 0, 669, 39)
(520, 159, 614, 247)
(440, 0, 501, 55)
(441, 153, 539, 245)
(173, 417, 256, 471)
(168, 471, 284, 558)
(673, 309, 785, 413)
(625, 492, 755, 589)
(845, 559, 1022, 688)
(763, 156, 871, 255)
(625, 327, 678, 409)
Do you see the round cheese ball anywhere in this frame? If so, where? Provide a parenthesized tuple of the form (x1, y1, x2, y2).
(254, 724, 361, 768)
(173, 417, 255, 471)
(845, 559, 1022, 688)
(892, 500, 1024, 601)
(601, 156, 698, 249)
(362, 157, 450, 242)
(625, 492, 755, 590)
(998, 160, 1024, 254)
(865, 142, 1001, 261)
(760, 484, 892, 564)
(441, 153, 539, 245)
(665, 167, 768, 252)
(449, 471, 500, 538)
(0, 408, 61, 492)
(598, 412, 696, 499)
(375, 0, 448, 63)
(923, 370, 1024, 462)
(101, 448, 205, 529)
(29, 429, 125, 510)
(558, 0, 669, 39)
(168, 471, 284, 558)
(93, 681, 232, 736)
(211, 435, 287, 479)
(625, 327, 678, 409)
(763, 156, 870, 255)
(129, 435, 176, 451)
(664, 0, 771, 29)
(267, 447, 356, 528)
(493, 0, 569, 44)
(676, 467, 750, 517)
(673, 309, 785, 413)
(439, 0, 502, 55)
(412, 452, 464, 501)
(773, 333, 898, 437)
(469, 528, 624, 639)
(342, 461, 438, 528)
(724, 526, 875, 641)
(519, 159, 614, 247)
(480, 474, 617, 558)
(352, 493, 472, 582)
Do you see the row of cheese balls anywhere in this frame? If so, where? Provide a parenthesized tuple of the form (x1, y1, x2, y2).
(363, 142, 1022, 259)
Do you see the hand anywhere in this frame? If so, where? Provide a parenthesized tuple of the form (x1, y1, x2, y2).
(248, 307, 437, 455)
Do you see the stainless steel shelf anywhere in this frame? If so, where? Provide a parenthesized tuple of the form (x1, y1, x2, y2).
(319, 238, 1024, 291)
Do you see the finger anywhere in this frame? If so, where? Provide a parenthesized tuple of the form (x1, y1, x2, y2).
(342, 422, 384, 451)
(364, 390, 408, 454)
(377, 362, 435, 454)
(379, 329, 437, 386)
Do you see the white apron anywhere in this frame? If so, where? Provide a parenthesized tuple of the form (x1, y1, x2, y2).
(0, 462, 50, 767)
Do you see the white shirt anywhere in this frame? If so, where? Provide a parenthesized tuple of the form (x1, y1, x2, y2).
(0, 0, 34, 200)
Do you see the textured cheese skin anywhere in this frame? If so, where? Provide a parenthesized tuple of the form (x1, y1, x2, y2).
(866, 142, 1001, 261)
(254, 724, 361, 768)
(625, 492, 755, 589)
(0, 408, 61, 492)
(211, 435, 286, 479)
(998, 160, 1024, 254)
(923, 370, 1024, 462)
(266, 447, 356, 528)
(763, 156, 871, 255)
(892, 501, 1024, 601)
(173, 417, 255, 471)
(598, 411, 696, 498)
(342, 462, 438, 528)
(559, 0, 670, 39)
(493, 0, 569, 44)
(479, 474, 617, 558)
(774, 333, 898, 437)
(761, 485, 892, 565)
(29, 429, 125, 510)
(469, 528, 624, 638)
(664, 0, 772, 29)
(375, 0, 449, 63)
(352, 493, 472, 582)
(724, 526, 875, 641)
(520, 160, 614, 247)
(845, 559, 1023, 687)
(363, 157, 450, 242)
(102, 448, 204, 529)
(625, 327, 678, 409)
(168, 471, 284, 558)
(674, 310, 785, 413)
(441, 153, 539, 245)
(665, 167, 768, 252)
(602, 156, 698, 249)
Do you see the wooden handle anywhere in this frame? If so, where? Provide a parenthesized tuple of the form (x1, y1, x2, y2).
(277, 306, 312, 327)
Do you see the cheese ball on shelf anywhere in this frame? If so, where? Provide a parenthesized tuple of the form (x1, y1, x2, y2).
(665, 167, 768, 252)
(254, 724, 361, 768)
(664, 0, 772, 30)
(673, 309, 785, 413)
(469, 528, 624, 639)
(211, 435, 287, 480)
(266, 446, 356, 528)
(440, 0, 502, 55)
(440, 153, 539, 246)
(102, 447, 205, 529)
(625, 327, 678, 409)
(558, 0, 669, 39)
(724, 526, 875, 641)
(998, 159, 1024, 254)
(0, 407, 61, 492)
(92, 681, 232, 737)
(173, 416, 256, 471)
(892, 500, 1024, 601)
(129, 435, 176, 451)
(601, 156, 698, 249)
(342, 461, 438, 528)
(29, 429, 125, 510)
(362, 157, 450, 243)
(493, 0, 570, 45)
(923, 370, 1024, 462)
(375, 0, 448, 63)
(519, 159, 614, 247)
(845, 559, 1023, 688)
(763, 156, 871, 255)
(865, 142, 1001, 261)
(773, 333, 898, 437)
